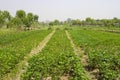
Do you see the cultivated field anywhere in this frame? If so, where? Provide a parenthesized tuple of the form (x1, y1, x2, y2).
(0, 27, 120, 80)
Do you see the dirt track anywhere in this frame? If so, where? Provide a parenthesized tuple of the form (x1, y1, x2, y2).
(65, 30, 96, 80)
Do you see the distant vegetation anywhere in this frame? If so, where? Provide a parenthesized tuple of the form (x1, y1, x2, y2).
(0, 10, 39, 30)
(49, 17, 120, 28)
(0, 10, 120, 31)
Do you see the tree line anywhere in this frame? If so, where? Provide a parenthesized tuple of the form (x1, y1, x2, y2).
(1, 10, 120, 29)
(49, 17, 120, 28)
(0, 10, 39, 30)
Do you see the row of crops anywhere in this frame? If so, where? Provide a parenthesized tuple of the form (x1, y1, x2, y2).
(0, 30, 51, 78)
(1, 28, 120, 80)
(21, 30, 89, 80)
(69, 30, 120, 79)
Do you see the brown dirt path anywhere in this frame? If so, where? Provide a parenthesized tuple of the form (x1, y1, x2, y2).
(2, 30, 55, 80)
(65, 30, 96, 80)
(65, 30, 82, 57)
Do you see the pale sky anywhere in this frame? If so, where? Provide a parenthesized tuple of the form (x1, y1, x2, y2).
(0, 0, 120, 21)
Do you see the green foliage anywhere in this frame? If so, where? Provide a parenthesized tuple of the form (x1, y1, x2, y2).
(49, 20, 60, 26)
(0, 11, 5, 27)
(65, 17, 120, 27)
(71, 19, 81, 26)
(0, 10, 39, 29)
(0, 30, 51, 78)
(27, 13, 34, 23)
(11, 17, 22, 27)
(69, 30, 120, 79)
(23, 13, 34, 29)
(16, 10, 26, 19)
(54, 20, 60, 25)
(3, 10, 11, 21)
(21, 30, 89, 80)
(34, 15, 39, 22)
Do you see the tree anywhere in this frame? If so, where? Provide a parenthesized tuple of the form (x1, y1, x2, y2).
(3, 11, 11, 28)
(16, 10, 26, 19)
(54, 20, 60, 25)
(49, 21, 54, 26)
(15, 10, 39, 30)
(112, 18, 120, 27)
(85, 17, 93, 25)
(0, 10, 39, 29)
(15, 10, 26, 29)
(49, 20, 60, 26)
(23, 17, 30, 30)
(24, 13, 34, 29)
(86, 17, 92, 22)
(23, 13, 39, 30)
(34, 15, 39, 22)
(12, 17, 22, 28)
(3, 11, 11, 21)
(0, 11, 5, 27)
(27, 13, 34, 22)
(71, 19, 81, 26)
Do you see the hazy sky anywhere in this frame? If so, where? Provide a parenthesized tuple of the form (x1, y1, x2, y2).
(0, 0, 120, 21)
